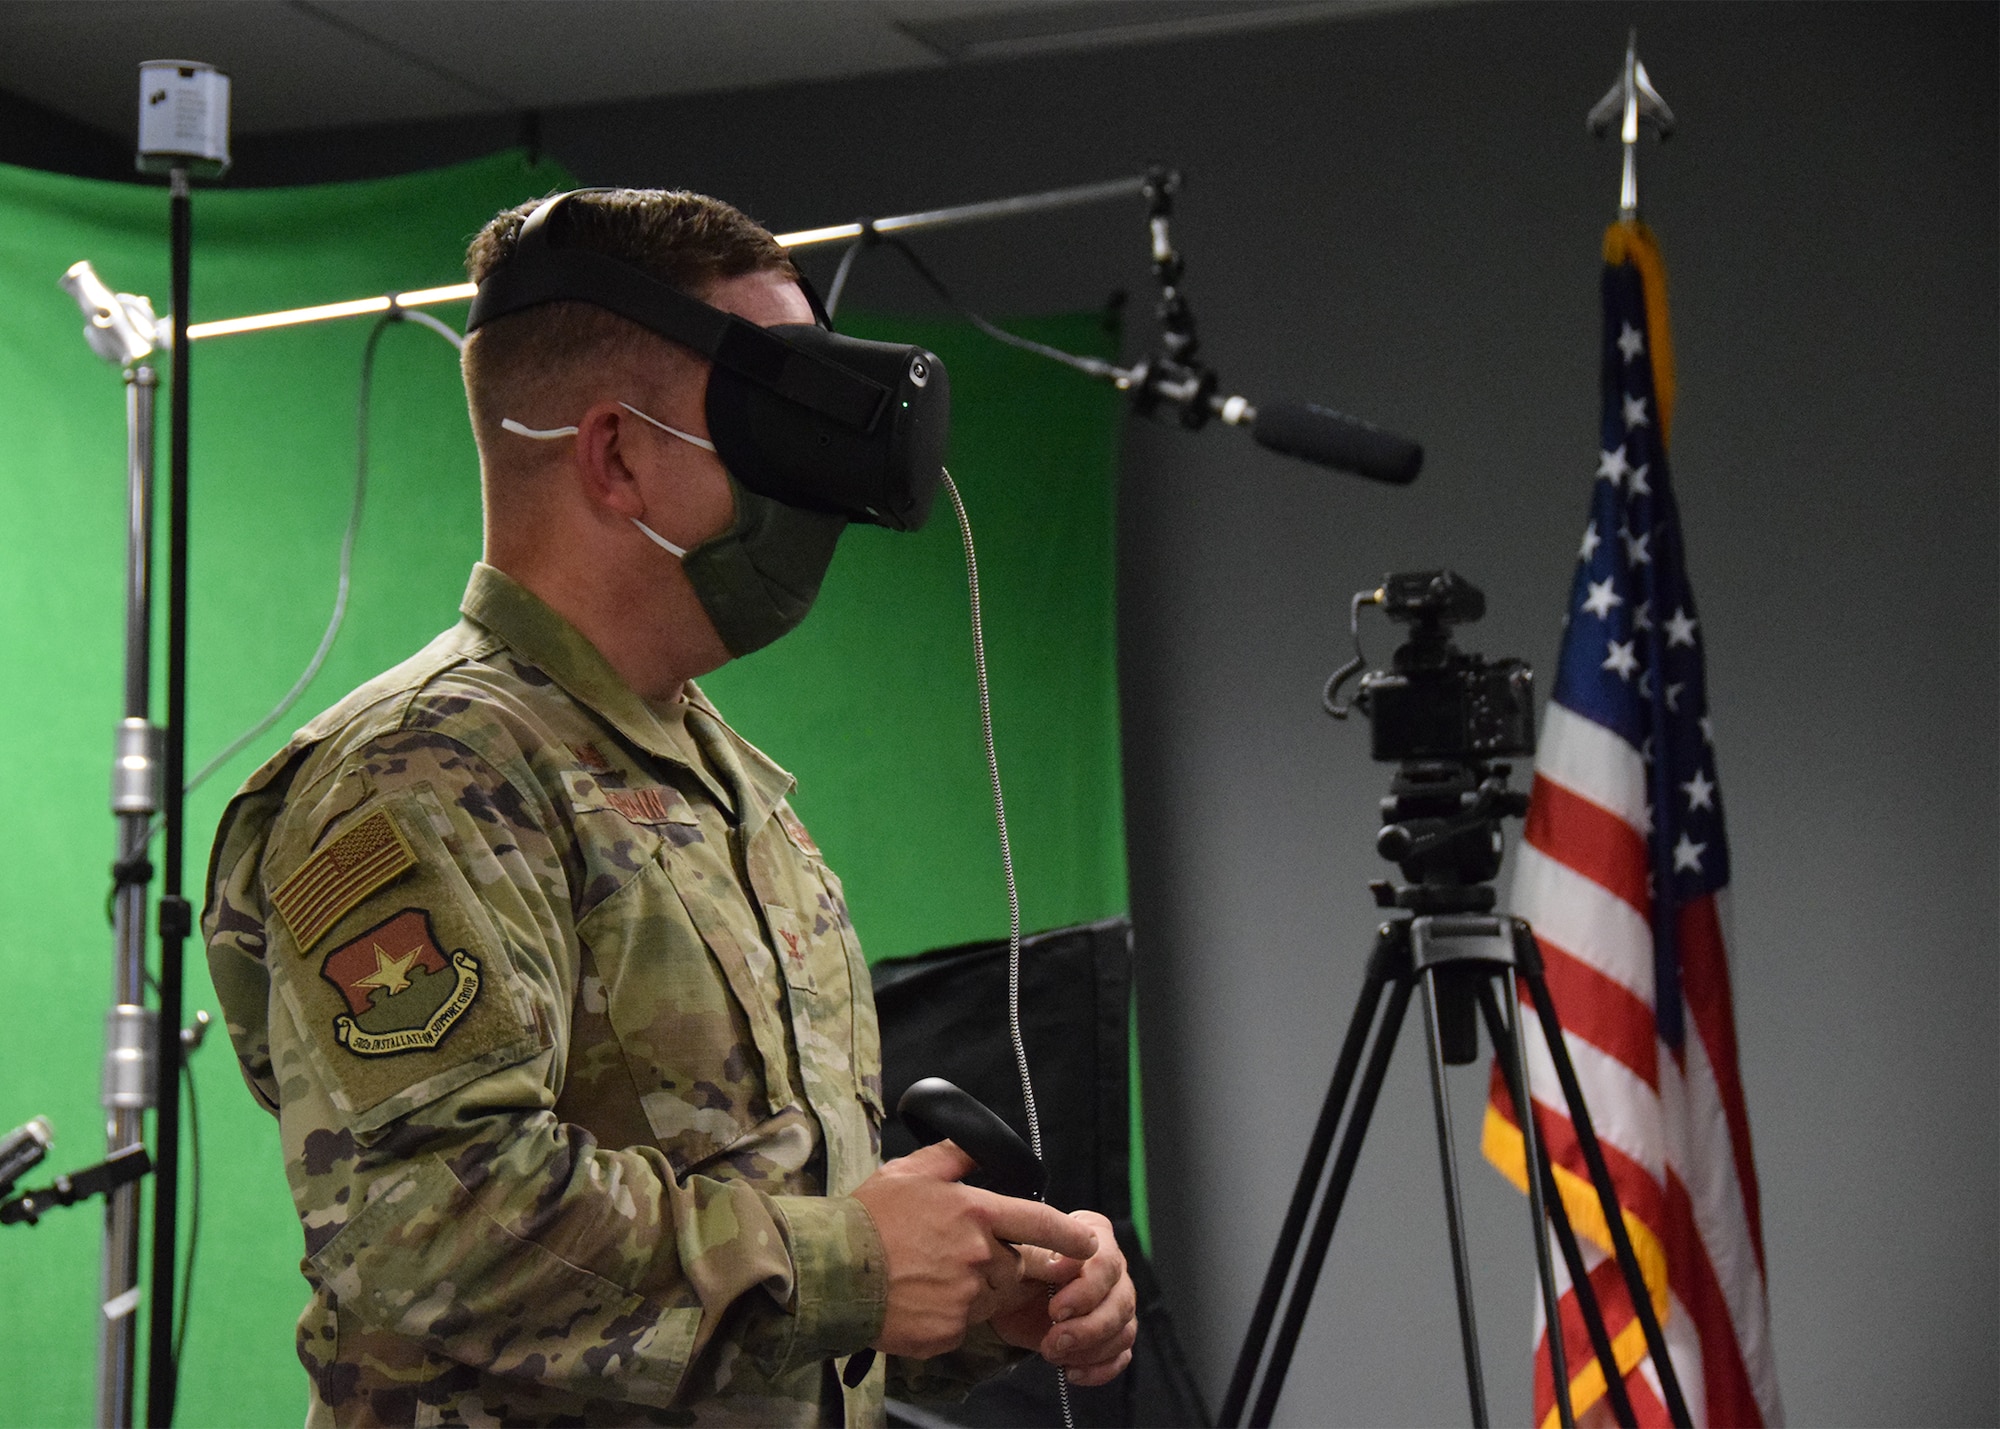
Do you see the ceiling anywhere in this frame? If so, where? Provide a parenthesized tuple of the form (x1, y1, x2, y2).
(0, 0, 1423, 138)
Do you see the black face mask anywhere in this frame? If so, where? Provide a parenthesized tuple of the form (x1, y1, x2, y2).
(466, 190, 950, 532)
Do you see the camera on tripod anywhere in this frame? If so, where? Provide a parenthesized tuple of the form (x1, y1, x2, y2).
(1230, 574, 1685, 1429)
(1325, 570, 1536, 904)
(1330, 570, 1535, 763)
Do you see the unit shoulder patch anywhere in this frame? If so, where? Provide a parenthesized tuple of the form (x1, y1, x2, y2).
(319, 907, 480, 1057)
(272, 807, 417, 953)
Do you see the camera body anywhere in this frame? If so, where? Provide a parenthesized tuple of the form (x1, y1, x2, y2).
(1355, 572, 1535, 762)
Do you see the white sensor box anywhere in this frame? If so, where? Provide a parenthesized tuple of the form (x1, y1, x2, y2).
(137, 60, 231, 177)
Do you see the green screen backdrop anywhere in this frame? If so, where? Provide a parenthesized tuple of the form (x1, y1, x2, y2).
(0, 152, 1131, 1426)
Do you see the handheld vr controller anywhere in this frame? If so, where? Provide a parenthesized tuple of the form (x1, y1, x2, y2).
(840, 1079, 1048, 1388)
(896, 1076, 1047, 1201)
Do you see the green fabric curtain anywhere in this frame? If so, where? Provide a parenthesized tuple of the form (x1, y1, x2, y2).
(0, 152, 1128, 1426)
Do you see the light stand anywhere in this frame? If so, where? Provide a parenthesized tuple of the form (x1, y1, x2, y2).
(59, 258, 164, 1429)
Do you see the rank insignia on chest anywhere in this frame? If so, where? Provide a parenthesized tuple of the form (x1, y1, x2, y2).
(320, 908, 480, 1056)
(763, 904, 818, 994)
(776, 806, 820, 857)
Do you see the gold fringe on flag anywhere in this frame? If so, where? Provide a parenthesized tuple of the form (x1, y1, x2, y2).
(1602, 220, 1676, 448)
(1482, 1102, 1673, 1429)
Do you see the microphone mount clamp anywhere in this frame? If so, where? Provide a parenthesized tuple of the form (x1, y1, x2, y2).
(1124, 166, 1232, 433)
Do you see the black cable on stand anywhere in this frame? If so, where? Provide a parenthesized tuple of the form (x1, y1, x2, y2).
(145, 161, 193, 1429)
(130, 60, 228, 1425)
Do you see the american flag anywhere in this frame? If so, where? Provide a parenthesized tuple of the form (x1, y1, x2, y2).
(1481, 223, 1782, 1428)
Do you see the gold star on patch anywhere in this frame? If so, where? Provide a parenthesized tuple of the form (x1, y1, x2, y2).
(351, 943, 421, 998)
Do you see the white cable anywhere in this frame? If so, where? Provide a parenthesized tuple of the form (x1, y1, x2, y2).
(177, 310, 462, 806)
(392, 307, 464, 351)
(941, 472, 1078, 1428)
(941, 471, 1040, 1159)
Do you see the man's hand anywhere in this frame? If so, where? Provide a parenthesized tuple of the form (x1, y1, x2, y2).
(853, 1141, 1100, 1359)
(991, 1208, 1138, 1386)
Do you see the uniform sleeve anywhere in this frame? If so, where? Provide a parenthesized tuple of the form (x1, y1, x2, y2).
(889, 1325, 1033, 1403)
(240, 727, 885, 1410)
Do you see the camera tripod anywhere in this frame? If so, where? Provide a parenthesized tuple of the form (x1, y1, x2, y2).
(1220, 757, 1693, 1429)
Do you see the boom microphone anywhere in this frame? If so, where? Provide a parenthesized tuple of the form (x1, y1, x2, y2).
(1131, 367, 1427, 485)
(1247, 399, 1424, 485)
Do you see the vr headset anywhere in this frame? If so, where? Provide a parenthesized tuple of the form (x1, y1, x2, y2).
(466, 190, 949, 532)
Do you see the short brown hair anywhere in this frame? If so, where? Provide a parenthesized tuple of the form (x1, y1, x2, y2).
(461, 188, 799, 440)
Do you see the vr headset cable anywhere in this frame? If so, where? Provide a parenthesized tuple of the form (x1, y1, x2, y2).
(940, 470, 1079, 1429)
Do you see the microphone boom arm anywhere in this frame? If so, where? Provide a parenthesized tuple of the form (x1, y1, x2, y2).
(822, 170, 1426, 485)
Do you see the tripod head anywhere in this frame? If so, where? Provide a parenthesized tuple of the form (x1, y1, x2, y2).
(1371, 757, 1531, 915)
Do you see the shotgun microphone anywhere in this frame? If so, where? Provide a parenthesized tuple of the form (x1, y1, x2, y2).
(1126, 360, 1426, 486)
(1246, 399, 1424, 485)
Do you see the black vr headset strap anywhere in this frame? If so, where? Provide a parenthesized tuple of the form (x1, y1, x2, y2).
(510, 187, 834, 327)
(469, 191, 884, 432)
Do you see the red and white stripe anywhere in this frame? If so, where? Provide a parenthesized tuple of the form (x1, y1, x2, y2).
(1484, 701, 1782, 1428)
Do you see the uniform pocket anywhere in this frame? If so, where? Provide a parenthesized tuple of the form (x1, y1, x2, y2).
(577, 857, 798, 1177)
(814, 863, 884, 1130)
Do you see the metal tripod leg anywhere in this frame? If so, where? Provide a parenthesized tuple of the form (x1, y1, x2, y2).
(1414, 964, 1494, 1427)
(1230, 911, 1673, 1429)
(1512, 923, 1695, 1429)
(1222, 925, 1399, 1427)
(1233, 924, 1418, 1429)
(1474, 980, 1636, 1429)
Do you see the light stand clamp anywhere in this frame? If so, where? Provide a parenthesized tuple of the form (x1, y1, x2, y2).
(1122, 166, 1228, 432)
(2, 1146, 156, 1230)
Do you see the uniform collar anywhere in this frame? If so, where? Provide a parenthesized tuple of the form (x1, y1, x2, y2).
(459, 563, 796, 832)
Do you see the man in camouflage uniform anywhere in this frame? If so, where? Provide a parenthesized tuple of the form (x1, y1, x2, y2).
(204, 189, 1136, 1427)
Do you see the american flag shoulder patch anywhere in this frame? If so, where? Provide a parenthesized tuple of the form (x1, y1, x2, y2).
(271, 807, 418, 955)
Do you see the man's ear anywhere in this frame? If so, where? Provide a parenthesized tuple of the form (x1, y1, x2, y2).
(571, 400, 648, 520)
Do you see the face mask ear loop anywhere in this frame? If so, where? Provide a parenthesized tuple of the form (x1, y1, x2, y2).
(500, 418, 579, 439)
(617, 402, 717, 452)
(501, 408, 714, 453)
(502, 406, 703, 558)
(630, 518, 689, 560)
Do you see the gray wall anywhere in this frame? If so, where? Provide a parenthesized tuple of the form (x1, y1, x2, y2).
(548, 9, 2000, 1423)
(30, 3, 1999, 1423)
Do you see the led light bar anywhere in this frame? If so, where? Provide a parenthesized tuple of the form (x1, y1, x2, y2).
(185, 286, 476, 340)
(180, 175, 1146, 342)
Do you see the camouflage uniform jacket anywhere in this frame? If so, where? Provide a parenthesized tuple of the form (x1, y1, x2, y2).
(205, 563, 1002, 1426)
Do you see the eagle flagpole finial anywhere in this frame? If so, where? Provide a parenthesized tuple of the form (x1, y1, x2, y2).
(1588, 29, 1676, 221)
